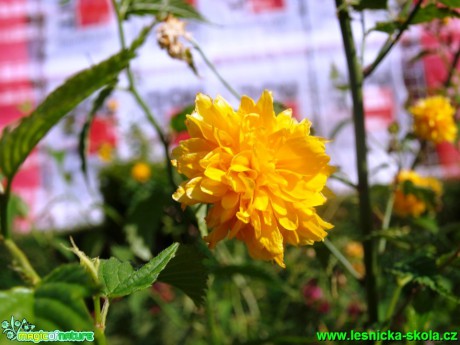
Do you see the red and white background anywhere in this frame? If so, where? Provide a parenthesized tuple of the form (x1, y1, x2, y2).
(0, 0, 458, 230)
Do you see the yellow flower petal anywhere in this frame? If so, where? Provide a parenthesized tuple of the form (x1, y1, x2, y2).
(171, 90, 334, 267)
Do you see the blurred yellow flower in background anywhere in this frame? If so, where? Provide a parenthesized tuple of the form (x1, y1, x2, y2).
(409, 96, 457, 144)
(131, 162, 151, 183)
(393, 170, 442, 218)
(345, 241, 363, 260)
(97, 142, 113, 162)
(171, 90, 334, 267)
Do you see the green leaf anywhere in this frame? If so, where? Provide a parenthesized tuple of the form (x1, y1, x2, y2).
(78, 85, 115, 183)
(0, 50, 133, 182)
(409, 216, 439, 233)
(98, 242, 179, 298)
(126, 0, 207, 22)
(170, 104, 194, 133)
(158, 244, 209, 306)
(372, 20, 399, 34)
(35, 265, 96, 332)
(353, 0, 387, 11)
(439, 0, 460, 8)
(388, 255, 460, 303)
(0, 265, 96, 345)
(411, 4, 458, 24)
(125, 186, 168, 254)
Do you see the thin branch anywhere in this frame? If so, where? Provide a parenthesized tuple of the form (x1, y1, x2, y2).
(188, 37, 241, 101)
(336, 0, 379, 325)
(363, 0, 423, 78)
(324, 238, 362, 281)
(111, 0, 176, 190)
(444, 47, 460, 88)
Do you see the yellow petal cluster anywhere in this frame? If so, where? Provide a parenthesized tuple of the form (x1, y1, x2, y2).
(409, 96, 457, 144)
(131, 162, 151, 183)
(171, 90, 333, 267)
(393, 170, 442, 218)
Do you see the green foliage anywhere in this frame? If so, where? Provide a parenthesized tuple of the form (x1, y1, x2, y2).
(352, 0, 387, 11)
(98, 243, 179, 298)
(372, 21, 399, 34)
(0, 265, 96, 345)
(411, 4, 459, 24)
(439, 0, 460, 8)
(125, 0, 207, 22)
(78, 85, 115, 183)
(0, 50, 133, 182)
(158, 244, 209, 306)
(388, 255, 460, 303)
(170, 105, 194, 133)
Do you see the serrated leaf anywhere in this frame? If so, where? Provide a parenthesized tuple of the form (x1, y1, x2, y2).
(78, 85, 115, 183)
(0, 265, 96, 345)
(0, 51, 133, 182)
(388, 254, 437, 279)
(98, 242, 179, 298)
(126, 0, 207, 22)
(353, 0, 387, 10)
(388, 254, 460, 303)
(158, 244, 209, 306)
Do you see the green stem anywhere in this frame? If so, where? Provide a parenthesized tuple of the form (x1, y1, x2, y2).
(93, 296, 108, 345)
(0, 182, 12, 239)
(4, 239, 41, 286)
(111, 0, 176, 190)
(93, 296, 102, 328)
(336, 0, 379, 325)
(188, 37, 241, 100)
(324, 239, 362, 280)
(363, 0, 422, 78)
(378, 189, 395, 254)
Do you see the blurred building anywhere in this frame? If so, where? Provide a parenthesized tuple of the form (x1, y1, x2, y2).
(0, 0, 458, 230)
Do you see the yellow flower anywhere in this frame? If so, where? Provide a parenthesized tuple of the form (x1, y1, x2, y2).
(393, 170, 442, 217)
(131, 162, 151, 183)
(171, 90, 334, 267)
(98, 142, 113, 162)
(345, 241, 363, 260)
(409, 96, 457, 144)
